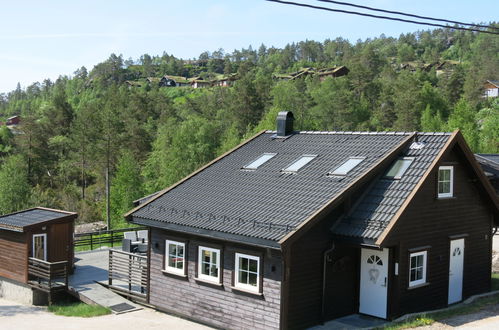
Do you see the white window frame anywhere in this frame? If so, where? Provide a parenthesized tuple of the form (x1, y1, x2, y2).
(243, 153, 277, 170)
(234, 253, 261, 293)
(438, 166, 454, 198)
(282, 154, 317, 173)
(32, 233, 47, 261)
(164, 240, 186, 275)
(198, 246, 221, 283)
(409, 251, 427, 287)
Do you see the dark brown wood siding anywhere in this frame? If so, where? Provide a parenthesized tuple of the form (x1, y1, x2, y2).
(383, 146, 493, 318)
(0, 230, 27, 283)
(286, 207, 357, 329)
(148, 228, 282, 330)
(48, 222, 74, 269)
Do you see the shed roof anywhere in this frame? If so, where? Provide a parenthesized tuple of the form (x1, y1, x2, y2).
(0, 207, 77, 232)
(128, 131, 414, 248)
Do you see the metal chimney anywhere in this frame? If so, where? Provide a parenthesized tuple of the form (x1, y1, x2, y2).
(276, 111, 294, 137)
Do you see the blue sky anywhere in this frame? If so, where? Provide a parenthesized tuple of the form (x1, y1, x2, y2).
(1, 0, 498, 94)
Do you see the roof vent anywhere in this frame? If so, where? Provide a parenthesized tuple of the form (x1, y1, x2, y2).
(276, 111, 294, 137)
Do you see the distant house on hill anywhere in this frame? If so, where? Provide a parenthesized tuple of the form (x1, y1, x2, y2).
(125, 112, 499, 329)
(125, 80, 142, 88)
(190, 77, 211, 88)
(484, 80, 499, 98)
(273, 66, 349, 81)
(6, 115, 20, 126)
(214, 73, 239, 87)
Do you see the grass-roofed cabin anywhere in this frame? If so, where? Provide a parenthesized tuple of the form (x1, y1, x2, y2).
(0, 207, 77, 304)
(126, 112, 499, 329)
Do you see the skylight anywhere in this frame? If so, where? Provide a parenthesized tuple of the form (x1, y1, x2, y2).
(282, 155, 317, 173)
(243, 153, 277, 170)
(329, 157, 365, 176)
(385, 157, 414, 179)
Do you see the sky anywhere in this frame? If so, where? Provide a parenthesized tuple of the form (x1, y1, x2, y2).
(0, 0, 498, 94)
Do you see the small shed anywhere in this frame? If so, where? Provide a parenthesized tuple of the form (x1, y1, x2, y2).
(484, 80, 499, 98)
(0, 207, 77, 303)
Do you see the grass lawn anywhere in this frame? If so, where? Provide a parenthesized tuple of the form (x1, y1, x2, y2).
(48, 302, 111, 317)
(378, 273, 499, 329)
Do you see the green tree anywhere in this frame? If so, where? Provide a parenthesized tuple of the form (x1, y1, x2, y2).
(447, 99, 479, 151)
(0, 155, 31, 213)
(110, 151, 143, 228)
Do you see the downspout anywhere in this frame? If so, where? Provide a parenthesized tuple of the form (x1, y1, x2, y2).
(321, 242, 335, 323)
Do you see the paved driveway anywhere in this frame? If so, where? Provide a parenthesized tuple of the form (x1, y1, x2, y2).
(0, 298, 211, 330)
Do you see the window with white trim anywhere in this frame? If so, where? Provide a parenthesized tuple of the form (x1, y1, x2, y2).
(385, 157, 414, 179)
(409, 251, 427, 287)
(243, 153, 277, 170)
(328, 157, 365, 176)
(164, 240, 185, 275)
(282, 155, 317, 173)
(198, 246, 220, 282)
(235, 253, 260, 292)
(438, 166, 453, 198)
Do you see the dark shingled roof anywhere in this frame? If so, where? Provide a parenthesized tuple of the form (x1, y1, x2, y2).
(0, 207, 76, 232)
(332, 133, 452, 243)
(130, 131, 413, 248)
(475, 154, 499, 178)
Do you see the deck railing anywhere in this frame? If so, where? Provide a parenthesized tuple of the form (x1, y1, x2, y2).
(74, 226, 148, 251)
(28, 258, 69, 293)
(108, 249, 148, 303)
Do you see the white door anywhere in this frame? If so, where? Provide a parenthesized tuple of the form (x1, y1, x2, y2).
(32, 233, 47, 261)
(448, 238, 464, 304)
(359, 248, 389, 318)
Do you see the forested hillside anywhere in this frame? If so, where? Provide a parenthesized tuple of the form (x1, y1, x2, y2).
(0, 27, 497, 227)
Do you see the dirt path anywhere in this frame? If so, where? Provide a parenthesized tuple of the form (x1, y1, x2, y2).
(0, 298, 212, 330)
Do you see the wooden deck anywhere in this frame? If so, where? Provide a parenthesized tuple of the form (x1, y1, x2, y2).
(67, 249, 142, 314)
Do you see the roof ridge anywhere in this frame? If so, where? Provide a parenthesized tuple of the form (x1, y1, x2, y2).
(265, 130, 452, 136)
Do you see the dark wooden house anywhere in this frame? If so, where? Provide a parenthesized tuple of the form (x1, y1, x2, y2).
(126, 112, 499, 329)
(0, 207, 77, 303)
(475, 154, 499, 196)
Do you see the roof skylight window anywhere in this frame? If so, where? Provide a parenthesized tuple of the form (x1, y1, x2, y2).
(243, 153, 277, 170)
(385, 157, 414, 179)
(282, 155, 317, 173)
(328, 157, 365, 176)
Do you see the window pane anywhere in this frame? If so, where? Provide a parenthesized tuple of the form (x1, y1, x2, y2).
(202, 262, 210, 275)
(177, 261, 183, 269)
(241, 257, 248, 270)
(249, 259, 258, 272)
(179, 246, 183, 255)
(416, 255, 423, 268)
(386, 158, 414, 179)
(330, 158, 364, 176)
(169, 245, 176, 255)
(243, 153, 276, 170)
(410, 269, 416, 281)
(210, 265, 218, 277)
(248, 273, 257, 286)
(283, 155, 317, 172)
(168, 256, 175, 268)
(239, 270, 248, 284)
(411, 256, 416, 268)
(203, 250, 210, 262)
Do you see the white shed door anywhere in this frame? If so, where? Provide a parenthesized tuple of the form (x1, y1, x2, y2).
(448, 238, 464, 304)
(359, 248, 388, 319)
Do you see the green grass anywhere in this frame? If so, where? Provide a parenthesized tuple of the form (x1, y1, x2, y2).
(48, 302, 111, 317)
(378, 274, 499, 329)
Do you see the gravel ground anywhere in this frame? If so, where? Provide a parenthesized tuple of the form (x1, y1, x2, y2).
(0, 298, 212, 330)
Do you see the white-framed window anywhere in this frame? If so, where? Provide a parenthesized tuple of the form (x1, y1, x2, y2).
(32, 233, 47, 261)
(198, 246, 220, 282)
(409, 251, 427, 287)
(328, 157, 365, 176)
(385, 157, 414, 179)
(282, 155, 317, 173)
(438, 166, 454, 198)
(243, 153, 277, 170)
(234, 253, 260, 292)
(164, 240, 185, 275)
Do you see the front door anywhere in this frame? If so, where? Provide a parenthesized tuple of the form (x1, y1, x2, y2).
(359, 248, 388, 318)
(448, 238, 464, 304)
(32, 233, 47, 261)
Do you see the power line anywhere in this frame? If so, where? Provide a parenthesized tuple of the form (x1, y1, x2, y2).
(265, 0, 499, 35)
(313, 0, 499, 31)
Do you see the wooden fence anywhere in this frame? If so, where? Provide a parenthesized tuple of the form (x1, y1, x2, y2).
(28, 258, 69, 303)
(74, 226, 147, 251)
(108, 249, 148, 303)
